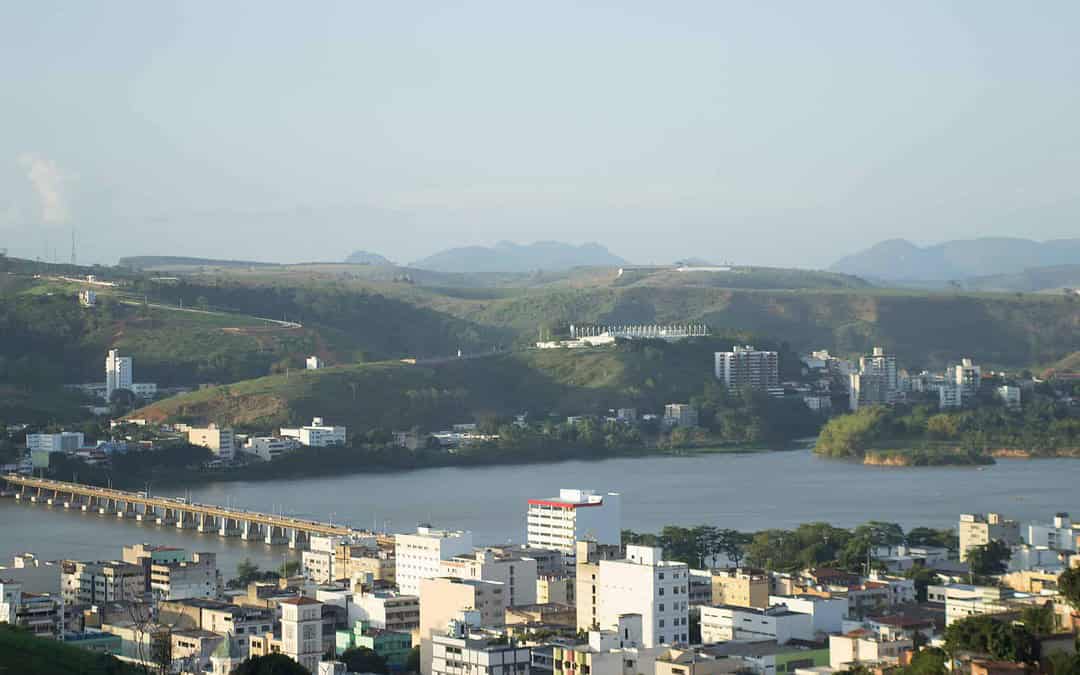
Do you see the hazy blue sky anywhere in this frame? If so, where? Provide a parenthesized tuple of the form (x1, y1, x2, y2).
(2, 1, 1079, 267)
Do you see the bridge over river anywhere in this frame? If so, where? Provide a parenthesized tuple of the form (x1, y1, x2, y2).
(2, 474, 389, 550)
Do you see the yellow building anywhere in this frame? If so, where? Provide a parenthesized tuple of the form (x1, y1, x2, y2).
(710, 569, 769, 609)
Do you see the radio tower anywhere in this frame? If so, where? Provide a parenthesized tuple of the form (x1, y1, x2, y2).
(70, 229, 77, 265)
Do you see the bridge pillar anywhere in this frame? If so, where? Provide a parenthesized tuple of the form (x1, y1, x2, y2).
(197, 513, 215, 533)
(288, 529, 309, 550)
(265, 526, 286, 545)
(241, 520, 261, 541)
(219, 517, 240, 537)
(176, 510, 194, 529)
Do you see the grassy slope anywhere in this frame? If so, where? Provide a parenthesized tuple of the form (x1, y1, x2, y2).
(132, 339, 741, 432)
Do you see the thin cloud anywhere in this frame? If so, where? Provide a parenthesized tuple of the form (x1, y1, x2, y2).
(18, 153, 71, 224)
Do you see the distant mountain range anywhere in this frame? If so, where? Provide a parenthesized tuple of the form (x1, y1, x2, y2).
(830, 237, 1080, 282)
(344, 250, 393, 265)
(410, 241, 628, 274)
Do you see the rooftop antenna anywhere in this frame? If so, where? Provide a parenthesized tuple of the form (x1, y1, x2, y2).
(70, 228, 77, 266)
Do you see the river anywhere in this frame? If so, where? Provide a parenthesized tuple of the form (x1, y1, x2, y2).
(2, 450, 1077, 586)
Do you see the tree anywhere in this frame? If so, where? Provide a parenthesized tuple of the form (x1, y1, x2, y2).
(904, 647, 947, 675)
(967, 540, 1011, 578)
(944, 615, 1037, 664)
(1019, 604, 1055, 636)
(1059, 566, 1080, 612)
(905, 566, 938, 603)
(406, 645, 421, 673)
(715, 528, 748, 568)
(341, 646, 389, 675)
(236, 558, 260, 584)
(234, 654, 311, 675)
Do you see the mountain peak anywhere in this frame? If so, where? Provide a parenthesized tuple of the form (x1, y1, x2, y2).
(411, 241, 628, 274)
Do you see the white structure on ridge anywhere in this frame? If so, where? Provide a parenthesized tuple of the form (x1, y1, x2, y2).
(526, 489, 621, 560)
(596, 545, 689, 647)
(280, 417, 347, 447)
(306, 355, 323, 370)
(394, 526, 474, 595)
(714, 345, 779, 391)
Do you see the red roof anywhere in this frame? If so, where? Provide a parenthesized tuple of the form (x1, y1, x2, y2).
(527, 499, 602, 509)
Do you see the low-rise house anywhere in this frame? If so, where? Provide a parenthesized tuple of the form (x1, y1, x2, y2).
(350, 589, 420, 634)
(700, 605, 814, 645)
(702, 638, 831, 675)
(768, 595, 847, 635)
(335, 619, 413, 670)
(828, 631, 912, 671)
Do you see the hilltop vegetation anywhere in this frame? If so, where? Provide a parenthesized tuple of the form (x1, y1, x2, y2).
(133, 337, 814, 439)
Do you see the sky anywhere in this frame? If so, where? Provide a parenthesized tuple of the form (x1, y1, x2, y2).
(2, 1, 1079, 268)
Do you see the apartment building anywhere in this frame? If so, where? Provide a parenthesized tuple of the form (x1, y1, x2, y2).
(187, 424, 236, 461)
(1026, 513, 1079, 552)
(280, 596, 324, 674)
(431, 621, 531, 675)
(575, 540, 623, 632)
(439, 549, 538, 607)
(959, 513, 1021, 561)
(149, 552, 220, 601)
(419, 578, 507, 674)
(597, 545, 690, 647)
(710, 569, 770, 609)
(61, 560, 145, 605)
(395, 526, 474, 595)
(26, 432, 84, 454)
(350, 590, 420, 633)
(714, 346, 780, 391)
(244, 436, 300, 462)
(663, 404, 699, 428)
(526, 489, 621, 566)
(849, 347, 899, 411)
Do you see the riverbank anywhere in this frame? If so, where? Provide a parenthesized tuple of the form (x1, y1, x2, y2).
(860, 445, 1080, 467)
(50, 437, 805, 490)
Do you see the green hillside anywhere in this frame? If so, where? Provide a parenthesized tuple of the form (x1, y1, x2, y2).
(0, 625, 140, 675)
(463, 286, 1079, 369)
(132, 337, 792, 433)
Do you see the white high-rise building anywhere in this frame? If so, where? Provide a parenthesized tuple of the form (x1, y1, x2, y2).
(394, 526, 474, 595)
(596, 545, 689, 647)
(105, 349, 133, 400)
(280, 596, 323, 674)
(953, 358, 981, 398)
(714, 346, 779, 391)
(849, 347, 899, 411)
(526, 489, 621, 562)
